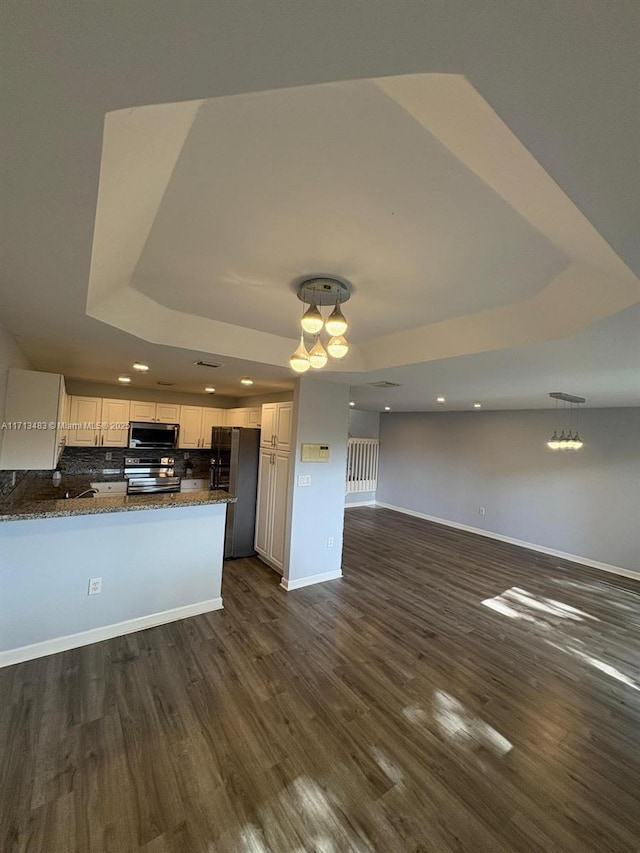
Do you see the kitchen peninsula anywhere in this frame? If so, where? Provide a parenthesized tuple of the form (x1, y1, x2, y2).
(0, 486, 236, 666)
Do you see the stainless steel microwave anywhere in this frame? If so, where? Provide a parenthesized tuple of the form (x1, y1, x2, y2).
(128, 421, 179, 449)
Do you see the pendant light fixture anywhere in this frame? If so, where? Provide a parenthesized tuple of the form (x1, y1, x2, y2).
(325, 299, 348, 337)
(290, 334, 311, 373)
(289, 277, 352, 372)
(309, 337, 329, 369)
(301, 300, 324, 335)
(327, 335, 349, 358)
(546, 392, 585, 451)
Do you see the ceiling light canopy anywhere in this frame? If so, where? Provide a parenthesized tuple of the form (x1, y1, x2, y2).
(205, 386, 216, 393)
(473, 402, 482, 408)
(437, 396, 446, 403)
(384, 406, 391, 411)
(240, 377, 254, 385)
(132, 362, 149, 372)
(289, 277, 351, 373)
(349, 401, 355, 407)
(118, 376, 131, 383)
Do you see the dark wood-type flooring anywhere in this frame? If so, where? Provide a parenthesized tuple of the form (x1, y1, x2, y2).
(2, 507, 640, 852)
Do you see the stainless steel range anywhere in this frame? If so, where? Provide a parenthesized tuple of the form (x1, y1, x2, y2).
(124, 456, 181, 494)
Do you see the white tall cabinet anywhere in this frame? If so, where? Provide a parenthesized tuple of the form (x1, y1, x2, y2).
(254, 401, 293, 573)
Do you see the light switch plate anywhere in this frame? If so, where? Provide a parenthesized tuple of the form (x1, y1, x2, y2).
(297, 474, 312, 487)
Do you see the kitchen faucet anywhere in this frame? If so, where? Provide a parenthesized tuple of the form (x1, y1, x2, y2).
(63, 488, 99, 499)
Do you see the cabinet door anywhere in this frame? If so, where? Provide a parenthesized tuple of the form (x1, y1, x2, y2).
(100, 399, 130, 447)
(130, 400, 156, 422)
(254, 447, 273, 557)
(269, 451, 290, 572)
(275, 402, 293, 452)
(225, 408, 248, 428)
(67, 396, 102, 446)
(179, 406, 204, 448)
(156, 403, 180, 423)
(247, 407, 262, 427)
(260, 404, 276, 447)
(200, 408, 224, 448)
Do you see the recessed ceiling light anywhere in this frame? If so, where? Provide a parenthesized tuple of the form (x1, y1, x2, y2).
(473, 402, 482, 408)
(118, 376, 131, 383)
(240, 377, 254, 386)
(205, 387, 216, 393)
(349, 401, 355, 407)
(132, 362, 149, 372)
(437, 396, 446, 403)
(384, 406, 391, 411)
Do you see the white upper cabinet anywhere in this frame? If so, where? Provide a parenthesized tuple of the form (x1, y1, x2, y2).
(100, 398, 131, 447)
(224, 408, 248, 428)
(130, 401, 179, 423)
(155, 403, 180, 423)
(129, 400, 156, 422)
(260, 402, 292, 452)
(260, 404, 277, 448)
(179, 406, 205, 448)
(67, 396, 102, 447)
(0, 369, 68, 470)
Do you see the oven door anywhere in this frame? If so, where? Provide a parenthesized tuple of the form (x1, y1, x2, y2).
(128, 422, 179, 449)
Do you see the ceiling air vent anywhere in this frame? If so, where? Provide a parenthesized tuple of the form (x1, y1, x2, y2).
(193, 360, 224, 369)
(369, 381, 401, 388)
(156, 381, 175, 387)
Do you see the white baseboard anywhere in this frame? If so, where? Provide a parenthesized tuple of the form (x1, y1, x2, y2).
(0, 597, 224, 668)
(374, 501, 640, 582)
(345, 500, 376, 508)
(280, 569, 343, 591)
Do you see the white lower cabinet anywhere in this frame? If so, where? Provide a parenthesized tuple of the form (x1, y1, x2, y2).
(255, 447, 289, 574)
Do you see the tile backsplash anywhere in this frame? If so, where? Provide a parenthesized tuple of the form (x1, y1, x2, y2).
(59, 447, 213, 478)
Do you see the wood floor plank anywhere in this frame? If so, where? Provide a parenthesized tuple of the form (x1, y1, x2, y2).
(2, 506, 640, 851)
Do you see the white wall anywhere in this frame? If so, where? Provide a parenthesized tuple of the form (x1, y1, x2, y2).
(377, 408, 640, 572)
(0, 502, 226, 664)
(285, 378, 350, 587)
(0, 320, 30, 425)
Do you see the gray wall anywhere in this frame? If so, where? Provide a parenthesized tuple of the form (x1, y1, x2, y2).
(348, 409, 380, 439)
(377, 408, 640, 571)
(286, 378, 350, 583)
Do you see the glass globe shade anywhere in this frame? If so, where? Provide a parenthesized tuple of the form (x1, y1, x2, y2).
(309, 338, 328, 369)
(301, 302, 324, 335)
(289, 338, 310, 373)
(325, 303, 348, 337)
(327, 335, 349, 359)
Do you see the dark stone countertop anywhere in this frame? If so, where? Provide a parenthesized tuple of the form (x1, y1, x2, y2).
(0, 486, 235, 522)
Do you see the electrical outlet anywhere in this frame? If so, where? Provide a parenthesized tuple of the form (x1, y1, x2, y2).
(297, 474, 312, 487)
(105, 451, 113, 461)
(327, 537, 334, 548)
(183, 451, 190, 460)
(478, 506, 486, 516)
(88, 577, 102, 595)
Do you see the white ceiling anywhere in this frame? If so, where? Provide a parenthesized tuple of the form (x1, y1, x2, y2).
(1, 1, 639, 409)
(131, 82, 568, 341)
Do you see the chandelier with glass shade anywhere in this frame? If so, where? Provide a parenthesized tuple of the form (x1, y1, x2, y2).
(546, 392, 585, 451)
(289, 277, 351, 373)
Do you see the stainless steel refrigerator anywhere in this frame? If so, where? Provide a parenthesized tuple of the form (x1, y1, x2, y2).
(210, 427, 260, 558)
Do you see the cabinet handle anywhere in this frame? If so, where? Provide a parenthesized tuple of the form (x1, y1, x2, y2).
(94, 435, 97, 445)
